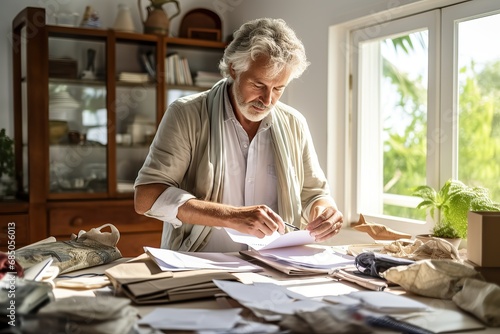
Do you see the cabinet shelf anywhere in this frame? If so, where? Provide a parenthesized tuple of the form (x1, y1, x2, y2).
(167, 37, 227, 49)
(46, 24, 108, 40)
(167, 84, 209, 91)
(49, 77, 106, 86)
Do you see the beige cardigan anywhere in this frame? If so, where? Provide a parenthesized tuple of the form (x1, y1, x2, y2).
(135, 79, 331, 251)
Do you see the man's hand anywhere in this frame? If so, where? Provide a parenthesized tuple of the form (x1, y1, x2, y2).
(177, 200, 286, 238)
(227, 205, 286, 238)
(306, 202, 343, 242)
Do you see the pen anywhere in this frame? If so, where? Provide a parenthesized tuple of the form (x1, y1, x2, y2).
(283, 222, 300, 231)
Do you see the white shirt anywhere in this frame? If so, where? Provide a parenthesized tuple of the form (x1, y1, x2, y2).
(202, 87, 277, 252)
(153, 87, 277, 252)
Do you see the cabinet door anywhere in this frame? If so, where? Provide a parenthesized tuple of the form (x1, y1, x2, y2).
(47, 35, 108, 197)
(114, 37, 161, 195)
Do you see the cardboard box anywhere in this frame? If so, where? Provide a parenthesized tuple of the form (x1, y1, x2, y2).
(465, 260, 500, 286)
(467, 211, 500, 267)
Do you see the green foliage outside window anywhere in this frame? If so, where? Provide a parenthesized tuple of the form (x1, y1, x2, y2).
(381, 35, 500, 219)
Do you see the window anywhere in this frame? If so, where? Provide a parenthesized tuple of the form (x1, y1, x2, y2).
(330, 0, 500, 234)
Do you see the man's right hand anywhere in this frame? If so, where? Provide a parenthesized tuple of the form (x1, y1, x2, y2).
(178, 200, 286, 238)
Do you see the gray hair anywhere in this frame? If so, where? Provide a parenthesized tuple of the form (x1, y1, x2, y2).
(219, 18, 309, 80)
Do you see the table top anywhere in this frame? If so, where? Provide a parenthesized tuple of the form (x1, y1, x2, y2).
(48, 255, 500, 334)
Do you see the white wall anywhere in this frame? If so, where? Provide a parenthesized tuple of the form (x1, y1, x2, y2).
(220, 0, 423, 201)
(0, 0, 423, 209)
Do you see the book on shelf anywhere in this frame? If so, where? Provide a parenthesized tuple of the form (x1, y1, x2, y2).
(165, 53, 193, 86)
(118, 72, 150, 83)
(194, 70, 223, 87)
(140, 51, 156, 79)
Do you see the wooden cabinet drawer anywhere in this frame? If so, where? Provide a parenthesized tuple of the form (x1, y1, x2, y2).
(49, 203, 162, 237)
(0, 215, 29, 249)
(118, 232, 161, 257)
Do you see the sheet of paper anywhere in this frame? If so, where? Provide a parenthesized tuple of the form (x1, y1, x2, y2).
(138, 308, 242, 331)
(257, 245, 355, 269)
(347, 291, 431, 313)
(213, 279, 326, 315)
(144, 247, 261, 272)
(224, 228, 315, 250)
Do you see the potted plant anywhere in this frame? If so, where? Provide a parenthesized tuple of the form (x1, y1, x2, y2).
(413, 179, 500, 242)
(0, 128, 15, 198)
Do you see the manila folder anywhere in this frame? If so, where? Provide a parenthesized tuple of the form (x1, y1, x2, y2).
(121, 270, 238, 304)
(104, 254, 174, 293)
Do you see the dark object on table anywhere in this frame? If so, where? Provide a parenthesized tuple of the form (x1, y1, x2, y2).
(355, 251, 414, 278)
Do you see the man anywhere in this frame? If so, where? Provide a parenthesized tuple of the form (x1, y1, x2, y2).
(134, 18, 343, 252)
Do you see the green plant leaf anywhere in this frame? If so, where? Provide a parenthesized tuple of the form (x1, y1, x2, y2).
(414, 178, 500, 239)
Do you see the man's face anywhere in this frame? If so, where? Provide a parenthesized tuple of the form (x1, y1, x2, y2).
(230, 57, 291, 123)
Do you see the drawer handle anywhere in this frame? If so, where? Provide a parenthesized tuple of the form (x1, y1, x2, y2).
(70, 217, 84, 227)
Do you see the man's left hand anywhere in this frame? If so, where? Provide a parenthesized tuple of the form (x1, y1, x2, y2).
(306, 205, 343, 242)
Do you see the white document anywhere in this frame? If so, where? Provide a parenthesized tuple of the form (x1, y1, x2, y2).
(213, 279, 326, 315)
(224, 228, 315, 250)
(257, 245, 355, 270)
(335, 291, 431, 313)
(144, 247, 261, 272)
(138, 308, 242, 331)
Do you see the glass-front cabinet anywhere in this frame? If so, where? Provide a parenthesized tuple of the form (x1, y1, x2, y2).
(45, 31, 162, 199)
(10, 7, 226, 255)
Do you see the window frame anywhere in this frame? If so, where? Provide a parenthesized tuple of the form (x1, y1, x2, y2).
(328, 0, 500, 233)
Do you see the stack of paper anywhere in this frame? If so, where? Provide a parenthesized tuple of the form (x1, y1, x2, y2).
(144, 246, 261, 272)
(224, 228, 355, 275)
(138, 308, 243, 332)
(104, 254, 239, 305)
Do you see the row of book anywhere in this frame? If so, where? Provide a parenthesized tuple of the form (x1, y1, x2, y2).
(139, 51, 223, 87)
(165, 53, 193, 86)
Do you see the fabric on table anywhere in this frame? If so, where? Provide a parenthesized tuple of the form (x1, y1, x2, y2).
(355, 251, 415, 278)
(452, 278, 500, 327)
(382, 237, 461, 261)
(15, 224, 122, 274)
(25, 295, 138, 334)
(382, 259, 483, 299)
